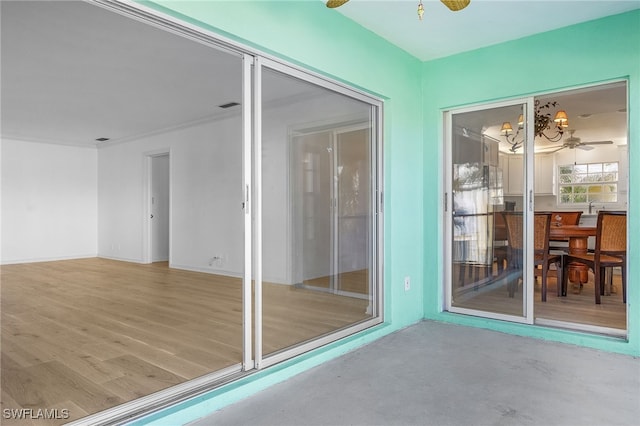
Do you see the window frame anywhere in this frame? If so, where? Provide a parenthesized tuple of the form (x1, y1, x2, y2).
(557, 161, 619, 206)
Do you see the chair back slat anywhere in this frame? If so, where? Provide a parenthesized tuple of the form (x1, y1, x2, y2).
(502, 212, 523, 251)
(534, 214, 551, 252)
(597, 211, 627, 253)
(502, 212, 551, 253)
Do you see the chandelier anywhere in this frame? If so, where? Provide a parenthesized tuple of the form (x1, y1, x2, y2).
(500, 100, 569, 152)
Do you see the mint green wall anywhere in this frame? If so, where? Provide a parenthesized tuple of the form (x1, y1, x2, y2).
(423, 10, 639, 356)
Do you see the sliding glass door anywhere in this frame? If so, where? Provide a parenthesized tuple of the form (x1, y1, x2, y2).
(0, 2, 383, 424)
(445, 100, 534, 323)
(255, 61, 382, 366)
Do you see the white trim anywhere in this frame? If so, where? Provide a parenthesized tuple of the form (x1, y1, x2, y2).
(143, 149, 171, 265)
(169, 264, 243, 279)
(64, 364, 243, 426)
(260, 318, 383, 369)
(89, 0, 245, 57)
(0, 254, 97, 266)
(524, 98, 535, 323)
(444, 98, 534, 323)
(254, 56, 264, 369)
(535, 318, 627, 339)
(257, 56, 382, 107)
(374, 103, 384, 320)
(242, 54, 255, 371)
(443, 110, 453, 312)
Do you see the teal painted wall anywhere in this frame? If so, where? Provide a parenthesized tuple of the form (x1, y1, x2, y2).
(423, 10, 640, 356)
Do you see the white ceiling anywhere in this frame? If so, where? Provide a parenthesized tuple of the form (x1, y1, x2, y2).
(0, 1, 633, 148)
(330, 0, 640, 61)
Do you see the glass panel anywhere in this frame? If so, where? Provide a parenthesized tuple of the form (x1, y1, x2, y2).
(1, 1, 244, 422)
(534, 82, 627, 334)
(449, 103, 526, 318)
(589, 163, 603, 173)
(261, 68, 376, 357)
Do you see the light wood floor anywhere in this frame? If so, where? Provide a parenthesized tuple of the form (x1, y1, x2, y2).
(452, 264, 626, 330)
(0, 258, 370, 425)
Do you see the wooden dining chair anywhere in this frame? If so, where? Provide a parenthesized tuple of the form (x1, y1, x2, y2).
(561, 211, 627, 304)
(548, 211, 583, 252)
(493, 211, 508, 275)
(502, 212, 562, 301)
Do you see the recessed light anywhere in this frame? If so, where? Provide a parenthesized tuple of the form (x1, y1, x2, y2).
(95, 137, 110, 142)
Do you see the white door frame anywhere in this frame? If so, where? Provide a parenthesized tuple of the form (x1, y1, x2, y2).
(143, 148, 171, 265)
(150, 153, 171, 262)
(443, 97, 535, 324)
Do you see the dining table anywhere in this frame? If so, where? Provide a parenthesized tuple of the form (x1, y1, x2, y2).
(549, 224, 597, 296)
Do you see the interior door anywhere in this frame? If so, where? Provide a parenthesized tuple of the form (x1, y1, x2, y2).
(151, 153, 170, 262)
(335, 127, 370, 295)
(291, 131, 334, 289)
(445, 100, 533, 323)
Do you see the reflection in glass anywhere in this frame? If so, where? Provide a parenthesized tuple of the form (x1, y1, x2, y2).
(261, 68, 375, 356)
(450, 104, 526, 318)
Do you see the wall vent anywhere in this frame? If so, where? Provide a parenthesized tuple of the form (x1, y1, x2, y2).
(218, 102, 240, 109)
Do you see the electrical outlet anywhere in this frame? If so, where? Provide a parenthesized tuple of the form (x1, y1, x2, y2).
(404, 276, 411, 291)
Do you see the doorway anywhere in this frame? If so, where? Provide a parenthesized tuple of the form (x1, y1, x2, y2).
(445, 100, 533, 323)
(444, 81, 628, 335)
(151, 153, 170, 262)
(290, 125, 370, 297)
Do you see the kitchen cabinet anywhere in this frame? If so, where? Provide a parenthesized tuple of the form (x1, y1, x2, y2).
(534, 154, 556, 195)
(499, 153, 556, 196)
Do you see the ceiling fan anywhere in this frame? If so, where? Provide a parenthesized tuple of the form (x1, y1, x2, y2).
(326, 0, 471, 13)
(542, 129, 613, 153)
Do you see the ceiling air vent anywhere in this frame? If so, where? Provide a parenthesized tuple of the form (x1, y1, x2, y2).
(218, 102, 240, 109)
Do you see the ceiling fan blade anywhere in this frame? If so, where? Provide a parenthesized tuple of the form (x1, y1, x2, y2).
(577, 144, 595, 151)
(582, 140, 613, 145)
(440, 0, 471, 11)
(536, 144, 566, 153)
(326, 0, 349, 8)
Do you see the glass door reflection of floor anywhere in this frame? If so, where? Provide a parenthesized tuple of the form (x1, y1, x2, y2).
(453, 264, 626, 330)
(534, 271, 626, 330)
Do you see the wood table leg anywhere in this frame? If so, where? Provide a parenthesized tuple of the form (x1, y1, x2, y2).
(565, 236, 589, 295)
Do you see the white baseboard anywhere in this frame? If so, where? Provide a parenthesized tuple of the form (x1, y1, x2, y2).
(169, 263, 243, 279)
(98, 254, 145, 264)
(1, 253, 96, 265)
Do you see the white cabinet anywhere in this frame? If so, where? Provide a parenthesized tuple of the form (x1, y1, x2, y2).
(499, 153, 523, 195)
(534, 154, 556, 195)
(498, 153, 556, 196)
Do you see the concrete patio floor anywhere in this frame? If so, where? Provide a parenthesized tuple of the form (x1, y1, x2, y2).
(190, 321, 639, 426)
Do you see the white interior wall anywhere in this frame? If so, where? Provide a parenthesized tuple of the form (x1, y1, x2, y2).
(1, 94, 369, 284)
(530, 143, 628, 212)
(261, 92, 371, 284)
(1, 138, 98, 264)
(97, 116, 244, 278)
